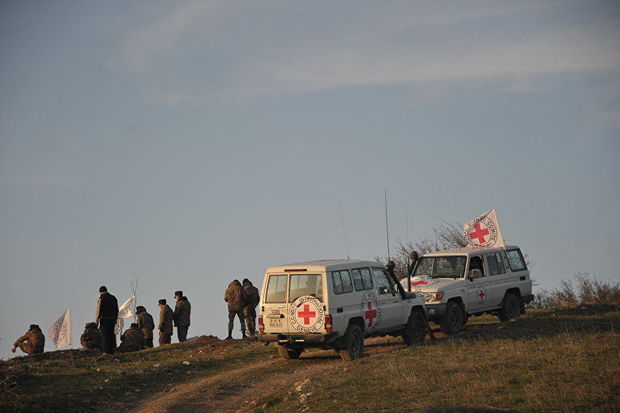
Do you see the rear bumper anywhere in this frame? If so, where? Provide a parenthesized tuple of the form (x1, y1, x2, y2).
(259, 332, 339, 345)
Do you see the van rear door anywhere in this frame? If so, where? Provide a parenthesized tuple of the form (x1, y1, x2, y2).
(262, 273, 290, 335)
(287, 272, 326, 334)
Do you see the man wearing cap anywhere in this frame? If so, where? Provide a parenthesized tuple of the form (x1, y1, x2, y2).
(173, 291, 191, 343)
(118, 323, 145, 352)
(136, 306, 155, 348)
(96, 286, 119, 354)
(12, 324, 45, 355)
(158, 299, 174, 346)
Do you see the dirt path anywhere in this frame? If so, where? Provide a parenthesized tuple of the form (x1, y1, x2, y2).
(131, 337, 411, 413)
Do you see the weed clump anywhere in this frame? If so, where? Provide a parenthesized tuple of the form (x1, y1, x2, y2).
(531, 273, 620, 309)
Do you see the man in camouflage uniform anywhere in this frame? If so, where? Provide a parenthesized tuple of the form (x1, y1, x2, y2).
(242, 278, 260, 336)
(136, 306, 155, 348)
(173, 290, 191, 343)
(12, 324, 45, 355)
(80, 322, 103, 351)
(224, 279, 247, 339)
(118, 323, 144, 352)
(158, 299, 174, 346)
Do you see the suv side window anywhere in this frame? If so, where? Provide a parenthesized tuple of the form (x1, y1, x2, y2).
(332, 270, 353, 294)
(506, 249, 527, 271)
(351, 269, 364, 291)
(360, 268, 374, 290)
(468, 256, 485, 278)
(372, 268, 394, 295)
(486, 253, 505, 276)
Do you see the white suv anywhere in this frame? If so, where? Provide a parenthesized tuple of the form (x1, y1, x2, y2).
(258, 259, 428, 361)
(401, 246, 533, 334)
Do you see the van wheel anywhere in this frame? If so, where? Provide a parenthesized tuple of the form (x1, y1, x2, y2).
(498, 293, 521, 322)
(440, 301, 464, 335)
(277, 346, 301, 360)
(339, 325, 364, 361)
(402, 309, 426, 346)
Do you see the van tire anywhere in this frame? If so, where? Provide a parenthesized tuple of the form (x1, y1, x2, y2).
(440, 301, 464, 335)
(402, 309, 426, 346)
(498, 293, 521, 322)
(277, 346, 301, 360)
(339, 325, 364, 361)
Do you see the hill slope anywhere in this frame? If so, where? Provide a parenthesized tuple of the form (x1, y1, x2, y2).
(1, 306, 618, 412)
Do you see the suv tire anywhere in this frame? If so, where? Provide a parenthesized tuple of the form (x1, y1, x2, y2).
(498, 293, 521, 322)
(402, 309, 426, 346)
(339, 324, 364, 361)
(277, 346, 301, 360)
(440, 301, 464, 335)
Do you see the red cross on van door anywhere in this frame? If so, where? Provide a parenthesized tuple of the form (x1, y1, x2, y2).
(364, 302, 378, 327)
(297, 304, 317, 325)
(469, 223, 490, 244)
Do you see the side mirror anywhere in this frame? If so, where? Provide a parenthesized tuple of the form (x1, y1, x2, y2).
(469, 269, 482, 280)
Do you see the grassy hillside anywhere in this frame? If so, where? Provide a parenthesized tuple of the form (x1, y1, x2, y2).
(1, 306, 618, 412)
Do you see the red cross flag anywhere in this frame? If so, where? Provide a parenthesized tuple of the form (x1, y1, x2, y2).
(463, 208, 505, 248)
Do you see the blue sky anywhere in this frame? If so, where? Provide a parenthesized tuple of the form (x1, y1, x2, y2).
(1, 0, 619, 359)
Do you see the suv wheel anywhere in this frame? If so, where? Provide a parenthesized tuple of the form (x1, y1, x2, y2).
(339, 324, 364, 361)
(402, 309, 426, 346)
(498, 293, 521, 322)
(440, 301, 464, 335)
(277, 345, 302, 360)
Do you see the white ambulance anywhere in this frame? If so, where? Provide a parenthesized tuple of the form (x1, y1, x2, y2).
(258, 259, 427, 361)
(401, 246, 533, 334)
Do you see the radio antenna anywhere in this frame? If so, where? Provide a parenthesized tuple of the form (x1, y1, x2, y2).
(337, 200, 350, 260)
(384, 188, 390, 260)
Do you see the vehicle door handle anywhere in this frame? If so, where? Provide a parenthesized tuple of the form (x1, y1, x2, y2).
(337, 307, 343, 313)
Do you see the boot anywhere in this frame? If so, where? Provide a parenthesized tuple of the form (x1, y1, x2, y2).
(225, 329, 233, 340)
(241, 329, 247, 339)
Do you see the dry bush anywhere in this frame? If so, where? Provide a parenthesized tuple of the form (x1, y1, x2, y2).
(530, 273, 620, 308)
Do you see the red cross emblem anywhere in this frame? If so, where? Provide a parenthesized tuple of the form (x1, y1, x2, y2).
(479, 288, 486, 300)
(469, 223, 490, 244)
(297, 304, 317, 325)
(413, 280, 428, 286)
(364, 302, 378, 327)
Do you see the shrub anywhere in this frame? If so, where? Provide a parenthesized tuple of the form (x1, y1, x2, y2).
(530, 273, 620, 308)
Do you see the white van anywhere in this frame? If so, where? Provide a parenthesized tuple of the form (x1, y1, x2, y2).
(401, 246, 533, 334)
(258, 259, 427, 361)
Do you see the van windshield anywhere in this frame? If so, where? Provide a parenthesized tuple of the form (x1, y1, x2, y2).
(289, 274, 323, 302)
(413, 256, 466, 279)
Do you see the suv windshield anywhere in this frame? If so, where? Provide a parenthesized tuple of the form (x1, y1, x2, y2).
(413, 256, 466, 279)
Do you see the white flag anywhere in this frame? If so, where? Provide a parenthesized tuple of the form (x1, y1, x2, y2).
(463, 208, 505, 248)
(115, 296, 135, 334)
(48, 306, 72, 350)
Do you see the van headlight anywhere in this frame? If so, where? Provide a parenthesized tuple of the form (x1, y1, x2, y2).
(423, 291, 445, 302)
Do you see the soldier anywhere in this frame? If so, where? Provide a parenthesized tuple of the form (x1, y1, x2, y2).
(224, 279, 247, 339)
(173, 291, 191, 343)
(118, 323, 145, 352)
(158, 299, 174, 346)
(96, 286, 119, 354)
(408, 251, 419, 277)
(80, 322, 103, 351)
(12, 324, 45, 355)
(242, 279, 260, 336)
(136, 306, 155, 348)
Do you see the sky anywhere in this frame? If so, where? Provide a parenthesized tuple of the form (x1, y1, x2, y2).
(1, 0, 619, 359)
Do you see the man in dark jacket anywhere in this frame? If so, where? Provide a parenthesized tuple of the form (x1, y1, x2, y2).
(12, 324, 45, 355)
(224, 280, 247, 339)
(96, 286, 119, 354)
(80, 322, 103, 351)
(173, 291, 191, 343)
(158, 299, 174, 346)
(242, 279, 260, 336)
(136, 306, 155, 348)
(118, 323, 144, 352)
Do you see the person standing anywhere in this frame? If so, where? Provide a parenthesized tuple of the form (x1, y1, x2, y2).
(173, 291, 191, 343)
(158, 299, 174, 346)
(96, 286, 119, 354)
(12, 324, 45, 355)
(136, 306, 155, 348)
(242, 279, 260, 336)
(224, 279, 247, 339)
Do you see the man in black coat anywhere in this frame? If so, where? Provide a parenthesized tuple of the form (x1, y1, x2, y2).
(96, 286, 119, 354)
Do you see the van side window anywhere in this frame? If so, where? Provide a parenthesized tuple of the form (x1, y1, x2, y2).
(265, 275, 287, 303)
(351, 269, 364, 291)
(468, 256, 485, 278)
(360, 268, 374, 290)
(372, 268, 394, 295)
(332, 270, 353, 294)
(486, 253, 505, 276)
(506, 249, 527, 271)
